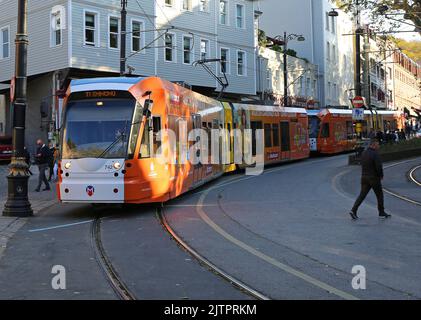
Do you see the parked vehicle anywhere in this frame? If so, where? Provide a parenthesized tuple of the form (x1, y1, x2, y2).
(0, 135, 13, 162)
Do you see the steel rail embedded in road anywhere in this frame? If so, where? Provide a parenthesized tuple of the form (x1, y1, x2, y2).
(91, 217, 137, 300)
(382, 161, 421, 207)
(156, 207, 270, 301)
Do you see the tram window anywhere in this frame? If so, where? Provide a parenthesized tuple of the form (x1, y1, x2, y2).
(251, 121, 263, 156)
(321, 123, 330, 138)
(346, 121, 353, 139)
(264, 123, 272, 148)
(139, 120, 151, 158)
(280, 122, 290, 152)
(128, 102, 143, 159)
(272, 124, 280, 147)
(226, 123, 232, 152)
(152, 116, 161, 155)
(309, 116, 320, 139)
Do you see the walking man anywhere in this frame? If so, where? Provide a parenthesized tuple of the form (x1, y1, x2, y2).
(34, 139, 51, 192)
(349, 138, 391, 220)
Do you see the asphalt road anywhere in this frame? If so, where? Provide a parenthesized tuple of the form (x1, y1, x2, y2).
(0, 155, 420, 299)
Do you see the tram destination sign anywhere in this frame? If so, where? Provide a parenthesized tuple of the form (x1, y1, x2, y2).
(69, 90, 133, 101)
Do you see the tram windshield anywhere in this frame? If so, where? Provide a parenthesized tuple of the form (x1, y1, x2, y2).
(62, 96, 137, 159)
(308, 116, 321, 139)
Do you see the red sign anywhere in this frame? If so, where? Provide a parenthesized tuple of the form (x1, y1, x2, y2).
(352, 96, 365, 108)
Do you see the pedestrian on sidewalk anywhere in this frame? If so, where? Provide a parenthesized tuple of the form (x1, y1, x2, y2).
(34, 139, 51, 192)
(48, 143, 56, 182)
(349, 138, 391, 220)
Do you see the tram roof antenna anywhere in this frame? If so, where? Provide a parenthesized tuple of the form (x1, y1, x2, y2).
(193, 58, 229, 100)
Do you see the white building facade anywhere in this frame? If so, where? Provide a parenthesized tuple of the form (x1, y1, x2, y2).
(257, 0, 355, 108)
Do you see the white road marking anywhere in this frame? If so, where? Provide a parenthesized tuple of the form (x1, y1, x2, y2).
(28, 220, 94, 233)
(191, 157, 359, 300)
(409, 165, 421, 187)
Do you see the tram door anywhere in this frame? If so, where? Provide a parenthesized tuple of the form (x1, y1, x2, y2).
(191, 114, 202, 185)
(280, 122, 291, 160)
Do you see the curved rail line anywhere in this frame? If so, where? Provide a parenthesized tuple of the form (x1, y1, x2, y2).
(382, 160, 421, 207)
(156, 207, 270, 301)
(91, 217, 137, 300)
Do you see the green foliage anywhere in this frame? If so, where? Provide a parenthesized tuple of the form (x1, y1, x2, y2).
(258, 29, 267, 47)
(331, 0, 421, 35)
(380, 138, 421, 154)
(393, 38, 421, 63)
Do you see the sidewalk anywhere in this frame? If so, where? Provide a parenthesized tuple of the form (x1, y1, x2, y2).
(0, 164, 58, 260)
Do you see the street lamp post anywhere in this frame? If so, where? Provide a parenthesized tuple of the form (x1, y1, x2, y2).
(120, 0, 127, 76)
(278, 33, 305, 107)
(3, 0, 33, 217)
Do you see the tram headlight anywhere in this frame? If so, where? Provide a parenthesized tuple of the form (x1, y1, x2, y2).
(64, 162, 71, 170)
(113, 162, 122, 170)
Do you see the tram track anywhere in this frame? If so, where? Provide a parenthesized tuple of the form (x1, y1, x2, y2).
(382, 160, 421, 207)
(91, 217, 137, 300)
(157, 206, 270, 301)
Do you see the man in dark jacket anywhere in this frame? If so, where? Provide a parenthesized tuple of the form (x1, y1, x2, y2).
(349, 138, 391, 220)
(34, 139, 51, 192)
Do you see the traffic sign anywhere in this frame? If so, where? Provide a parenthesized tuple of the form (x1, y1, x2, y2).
(352, 96, 365, 108)
(353, 108, 364, 121)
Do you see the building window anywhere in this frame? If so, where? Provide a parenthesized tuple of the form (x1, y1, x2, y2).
(84, 12, 98, 46)
(109, 17, 119, 49)
(183, 36, 193, 64)
(220, 48, 230, 74)
(327, 82, 331, 100)
(200, 39, 209, 60)
(237, 51, 245, 76)
(51, 10, 62, 46)
(236, 4, 244, 28)
(131, 20, 143, 52)
(0, 26, 10, 59)
(326, 41, 330, 60)
(313, 80, 317, 97)
(331, 16, 336, 34)
(182, 0, 192, 11)
(199, 0, 209, 12)
(325, 12, 330, 31)
(306, 78, 311, 97)
(332, 44, 336, 62)
(165, 0, 173, 6)
(276, 70, 281, 90)
(219, 0, 228, 25)
(333, 83, 337, 100)
(165, 33, 175, 62)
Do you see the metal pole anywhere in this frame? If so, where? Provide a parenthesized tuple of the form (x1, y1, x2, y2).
(283, 32, 288, 107)
(354, 0, 362, 96)
(120, 0, 127, 76)
(3, 0, 33, 217)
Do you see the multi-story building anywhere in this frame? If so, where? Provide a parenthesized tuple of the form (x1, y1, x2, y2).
(257, 47, 319, 108)
(392, 49, 421, 127)
(0, 0, 258, 149)
(256, 0, 355, 108)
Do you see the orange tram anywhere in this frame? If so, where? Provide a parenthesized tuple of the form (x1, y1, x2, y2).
(308, 108, 404, 154)
(58, 76, 400, 204)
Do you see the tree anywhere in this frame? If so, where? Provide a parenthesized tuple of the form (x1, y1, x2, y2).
(333, 0, 420, 35)
(393, 38, 421, 63)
